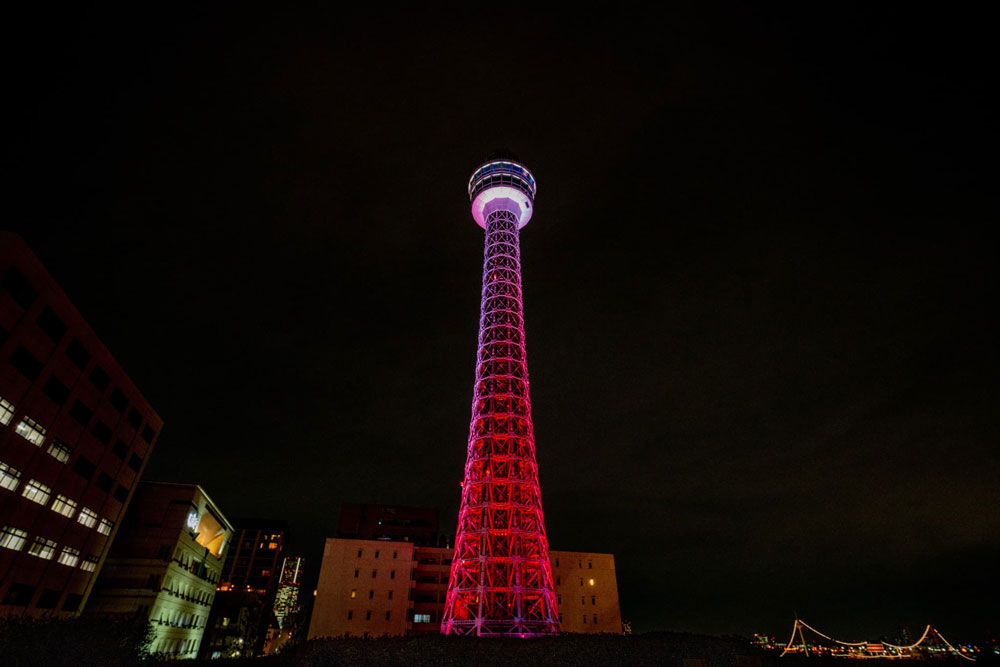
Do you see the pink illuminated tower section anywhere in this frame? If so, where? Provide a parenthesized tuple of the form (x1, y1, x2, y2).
(441, 158, 560, 636)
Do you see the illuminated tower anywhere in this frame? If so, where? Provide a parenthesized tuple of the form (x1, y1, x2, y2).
(441, 158, 559, 636)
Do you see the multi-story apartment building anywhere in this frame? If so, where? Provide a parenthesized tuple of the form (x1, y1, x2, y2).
(85, 482, 232, 659)
(308, 539, 623, 638)
(1, 232, 161, 617)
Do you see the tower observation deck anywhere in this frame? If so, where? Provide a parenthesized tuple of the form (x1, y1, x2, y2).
(441, 159, 560, 636)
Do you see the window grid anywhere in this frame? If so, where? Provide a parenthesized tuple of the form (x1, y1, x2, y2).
(80, 555, 99, 572)
(0, 461, 21, 491)
(28, 536, 58, 560)
(77, 507, 98, 528)
(97, 518, 114, 536)
(57, 546, 81, 567)
(51, 494, 78, 518)
(0, 525, 29, 551)
(0, 397, 14, 425)
(14, 416, 48, 446)
(47, 439, 72, 463)
(22, 479, 52, 505)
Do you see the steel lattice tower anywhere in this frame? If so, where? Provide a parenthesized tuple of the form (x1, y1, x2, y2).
(441, 158, 560, 637)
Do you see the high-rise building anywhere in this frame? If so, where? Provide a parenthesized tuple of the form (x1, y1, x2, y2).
(84, 481, 232, 659)
(272, 555, 303, 629)
(199, 519, 288, 658)
(441, 158, 559, 636)
(0, 232, 161, 617)
(308, 538, 622, 638)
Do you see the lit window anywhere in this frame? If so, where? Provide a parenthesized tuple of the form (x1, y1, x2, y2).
(268, 542, 278, 549)
(1, 461, 21, 491)
(414, 613, 431, 623)
(0, 396, 15, 425)
(28, 536, 58, 560)
(589, 579, 595, 586)
(51, 494, 78, 518)
(22, 479, 52, 505)
(46, 439, 72, 463)
(14, 416, 47, 446)
(79, 555, 99, 572)
(97, 518, 114, 536)
(350, 590, 356, 599)
(0, 525, 28, 551)
(57, 546, 81, 567)
(77, 507, 98, 528)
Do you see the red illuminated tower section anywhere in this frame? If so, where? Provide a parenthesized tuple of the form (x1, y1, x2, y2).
(441, 158, 559, 636)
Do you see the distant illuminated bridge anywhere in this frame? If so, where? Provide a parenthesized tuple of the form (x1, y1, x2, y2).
(780, 618, 977, 661)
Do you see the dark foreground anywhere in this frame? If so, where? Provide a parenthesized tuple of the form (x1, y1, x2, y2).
(1, 617, 991, 667)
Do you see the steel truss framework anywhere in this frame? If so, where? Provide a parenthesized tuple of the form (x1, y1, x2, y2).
(441, 207, 560, 637)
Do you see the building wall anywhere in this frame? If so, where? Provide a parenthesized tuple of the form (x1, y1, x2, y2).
(85, 482, 232, 659)
(550, 550, 622, 634)
(0, 233, 161, 617)
(309, 539, 414, 639)
(308, 539, 623, 638)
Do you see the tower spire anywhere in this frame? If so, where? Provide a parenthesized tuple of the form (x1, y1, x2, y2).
(441, 158, 559, 636)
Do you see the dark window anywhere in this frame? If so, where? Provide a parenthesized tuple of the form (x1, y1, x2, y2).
(65, 339, 90, 369)
(62, 593, 83, 612)
(128, 453, 143, 472)
(365, 611, 371, 620)
(109, 388, 128, 413)
(357, 549, 362, 557)
(368, 590, 374, 599)
(72, 456, 96, 480)
(88, 366, 110, 392)
(390, 571, 395, 579)
(42, 376, 70, 405)
(591, 596, 596, 605)
(388, 591, 393, 599)
(69, 399, 93, 426)
(372, 570, 376, 578)
(1, 267, 37, 310)
(354, 569, 359, 578)
(114, 484, 129, 503)
(91, 420, 112, 445)
(9, 345, 42, 381)
(96, 472, 114, 492)
(112, 439, 128, 459)
(126, 408, 141, 429)
(392, 551, 397, 559)
(347, 610, 353, 620)
(36, 307, 67, 343)
(385, 611, 391, 620)
(2, 582, 35, 606)
(375, 550, 380, 559)
(36, 589, 61, 609)
(141, 424, 155, 443)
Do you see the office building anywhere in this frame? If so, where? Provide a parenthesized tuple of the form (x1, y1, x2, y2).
(1, 232, 161, 617)
(338, 503, 439, 546)
(85, 481, 232, 659)
(273, 555, 303, 629)
(200, 519, 288, 658)
(308, 538, 622, 638)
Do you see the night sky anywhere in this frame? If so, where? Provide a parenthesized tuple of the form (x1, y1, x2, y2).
(7, 5, 996, 641)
